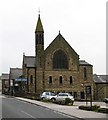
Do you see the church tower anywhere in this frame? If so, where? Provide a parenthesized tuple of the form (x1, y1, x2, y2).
(35, 14, 44, 93)
(35, 14, 44, 69)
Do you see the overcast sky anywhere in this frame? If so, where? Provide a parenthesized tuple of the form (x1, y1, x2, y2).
(0, 0, 106, 75)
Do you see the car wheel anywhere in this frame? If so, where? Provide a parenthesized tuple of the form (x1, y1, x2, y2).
(71, 101, 74, 105)
(51, 98, 56, 102)
(41, 97, 45, 101)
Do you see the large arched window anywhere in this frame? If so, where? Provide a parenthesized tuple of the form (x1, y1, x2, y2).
(53, 50, 68, 69)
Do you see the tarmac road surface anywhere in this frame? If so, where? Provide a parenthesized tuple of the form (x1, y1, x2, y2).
(2, 96, 80, 120)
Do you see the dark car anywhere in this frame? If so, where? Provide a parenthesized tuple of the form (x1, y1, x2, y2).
(103, 98, 108, 103)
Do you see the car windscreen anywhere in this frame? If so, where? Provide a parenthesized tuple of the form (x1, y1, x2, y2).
(58, 93, 68, 96)
(51, 93, 55, 96)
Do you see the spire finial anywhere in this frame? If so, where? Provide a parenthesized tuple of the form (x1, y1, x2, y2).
(59, 30, 60, 34)
(35, 9, 44, 32)
(23, 52, 25, 56)
(38, 8, 40, 17)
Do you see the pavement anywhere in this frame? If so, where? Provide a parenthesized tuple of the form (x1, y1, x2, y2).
(16, 97, 108, 119)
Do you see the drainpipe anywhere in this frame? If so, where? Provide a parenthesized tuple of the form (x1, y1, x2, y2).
(35, 65, 36, 93)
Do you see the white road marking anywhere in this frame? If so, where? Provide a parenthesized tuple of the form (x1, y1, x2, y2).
(21, 110, 35, 118)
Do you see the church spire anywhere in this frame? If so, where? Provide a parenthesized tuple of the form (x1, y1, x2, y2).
(35, 13, 44, 56)
(35, 13, 44, 32)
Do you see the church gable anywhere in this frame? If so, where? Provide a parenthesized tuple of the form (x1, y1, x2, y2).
(45, 33, 78, 56)
(44, 33, 79, 71)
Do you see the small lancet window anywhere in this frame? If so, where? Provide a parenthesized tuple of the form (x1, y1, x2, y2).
(70, 76, 73, 85)
(36, 35, 38, 45)
(84, 67, 87, 80)
(59, 76, 62, 84)
(49, 76, 52, 84)
(30, 75, 33, 84)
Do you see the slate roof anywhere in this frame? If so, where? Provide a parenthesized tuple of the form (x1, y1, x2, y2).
(23, 56, 35, 68)
(10, 68, 22, 80)
(93, 74, 108, 83)
(1, 73, 9, 80)
(79, 60, 92, 66)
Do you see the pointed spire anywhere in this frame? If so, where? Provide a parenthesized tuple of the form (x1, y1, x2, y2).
(35, 13, 44, 32)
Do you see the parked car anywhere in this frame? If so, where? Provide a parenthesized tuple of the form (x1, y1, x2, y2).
(55, 93, 74, 104)
(103, 98, 108, 103)
(40, 92, 57, 101)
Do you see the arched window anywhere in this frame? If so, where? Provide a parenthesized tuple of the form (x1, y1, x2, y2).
(36, 35, 38, 45)
(49, 76, 52, 84)
(59, 76, 62, 84)
(70, 76, 73, 85)
(39, 34, 41, 44)
(30, 75, 33, 84)
(53, 50, 68, 69)
(84, 67, 87, 80)
(42, 35, 44, 45)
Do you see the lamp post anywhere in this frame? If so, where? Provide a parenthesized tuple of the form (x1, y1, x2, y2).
(10, 79, 13, 96)
(27, 68, 30, 92)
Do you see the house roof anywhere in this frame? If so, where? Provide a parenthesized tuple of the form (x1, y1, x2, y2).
(79, 60, 92, 66)
(93, 74, 108, 83)
(23, 56, 35, 68)
(1, 73, 9, 80)
(10, 68, 22, 80)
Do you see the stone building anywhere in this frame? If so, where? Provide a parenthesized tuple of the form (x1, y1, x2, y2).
(0, 77, 2, 94)
(22, 14, 93, 100)
(93, 74, 108, 101)
(9, 68, 24, 95)
(1, 73, 9, 94)
(22, 54, 36, 93)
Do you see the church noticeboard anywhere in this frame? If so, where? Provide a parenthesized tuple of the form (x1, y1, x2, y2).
(85, 85, 91, 95)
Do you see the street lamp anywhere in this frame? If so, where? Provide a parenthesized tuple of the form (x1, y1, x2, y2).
(10, 79, 13, 96)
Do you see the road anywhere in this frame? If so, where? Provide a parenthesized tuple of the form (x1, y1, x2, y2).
(2, 96, 80, 120)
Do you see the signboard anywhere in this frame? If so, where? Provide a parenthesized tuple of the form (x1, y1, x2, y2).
(85, 85, 91, 94)
(15, 78, 27, 82)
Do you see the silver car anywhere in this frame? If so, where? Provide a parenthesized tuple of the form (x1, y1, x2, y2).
(103, 98, 108, 103)
(40, 92, 57, 101)
(56, 93, 74, 104)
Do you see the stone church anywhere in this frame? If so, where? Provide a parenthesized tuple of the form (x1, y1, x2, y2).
(22, 14, 93, 100)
